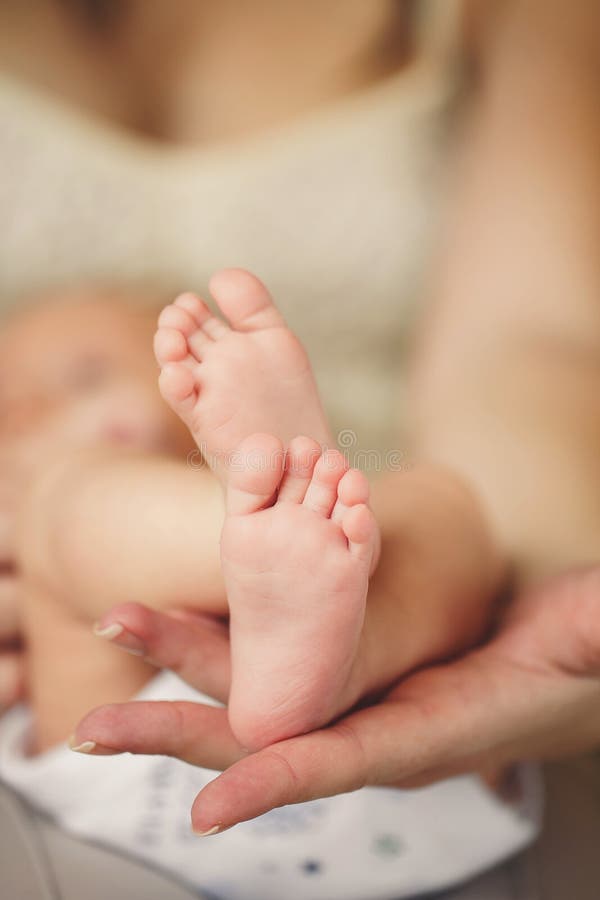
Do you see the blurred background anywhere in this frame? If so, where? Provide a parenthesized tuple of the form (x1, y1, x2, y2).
(1, 3, 600, 899)
(0, 0, 463, 770)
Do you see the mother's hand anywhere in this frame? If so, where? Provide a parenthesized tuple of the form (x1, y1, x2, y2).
(0, 466, 23, 709)
(0, 572, 22, 708)
(72, 568, 600, 832)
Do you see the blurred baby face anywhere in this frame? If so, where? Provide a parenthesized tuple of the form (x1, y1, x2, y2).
(0, 292, 192, 464)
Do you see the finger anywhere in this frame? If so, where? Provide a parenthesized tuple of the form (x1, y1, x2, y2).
(479, 764, 524, 804)
(94, 603, 231, 703)
(190, 655, 511, 831)
(71, 700, 243, 769)
(535, 567, 600, 676)
(0, 650, 25, 707)
(189, 720, 372, 833)
(0, 573, 20, 642)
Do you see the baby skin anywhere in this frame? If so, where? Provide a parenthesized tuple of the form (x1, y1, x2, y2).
(16, 272, 500, 755)
(223, 435, 377, 748)
(155, 270, 379, 748)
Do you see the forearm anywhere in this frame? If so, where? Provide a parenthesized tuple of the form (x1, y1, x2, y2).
(416, 349, 600, 581)
(412, 0, 600, 582)
(16, 450, 226, 623)
(357, 464, 504, 695)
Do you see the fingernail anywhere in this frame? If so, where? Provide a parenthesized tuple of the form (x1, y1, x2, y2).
(93, 622, 147, 657)
(93, 623, 123, 640)
(68, 737, 96, 753)
(68, 735, 123, 756)
(192, 824, 223, 837)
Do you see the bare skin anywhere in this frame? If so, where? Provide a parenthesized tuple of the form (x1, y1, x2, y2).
(19, 447, 499, 751)
(222, 434, 377, 749)
(15, 281, 500, 751)
(154, 269, 335, 475)
(19, 453, 227, 752)
(154, 269, 378, 747)
(9, 8, 600, 853)
(153, 269, 497, 749)
(0, 1, 410, 145)
(0, 471, 21, 707)
(0, 293, 221, 749)
(0, 292, 197, 708)
(412, 0, 600, 580)
(0, 0, 412, 708)
(72, 566, 600, 834)
(67, 0, 600, 835)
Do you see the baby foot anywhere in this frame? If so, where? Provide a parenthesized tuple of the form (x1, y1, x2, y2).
(222, 433, 379, 751)
(154, 269, 333, 479)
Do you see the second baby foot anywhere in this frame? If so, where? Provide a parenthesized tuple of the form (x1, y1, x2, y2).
(222, 433, 379, 751)
(154, 269, 334, 480)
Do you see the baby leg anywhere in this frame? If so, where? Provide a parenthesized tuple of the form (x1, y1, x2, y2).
(22, 580, 152, 752)
(15, 451, 227, 751)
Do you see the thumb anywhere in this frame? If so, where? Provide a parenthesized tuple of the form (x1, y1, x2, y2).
(189, 661, 494, 832)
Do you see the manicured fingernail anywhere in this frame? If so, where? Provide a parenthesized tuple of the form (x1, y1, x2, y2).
(192, 825, 222, 837)
(93, 622, 147, 657)
(68, 735, 123, 756)
(93, 623, 123, 640)
(68, 737, 97, 753)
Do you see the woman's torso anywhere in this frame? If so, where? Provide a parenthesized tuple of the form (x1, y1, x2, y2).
(0, 0, 463, 456)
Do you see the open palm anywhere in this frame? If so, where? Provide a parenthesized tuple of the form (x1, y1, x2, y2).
(73, 567, 600, 832)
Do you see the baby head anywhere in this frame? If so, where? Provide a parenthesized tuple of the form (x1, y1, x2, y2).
(0, 287, 193, 464)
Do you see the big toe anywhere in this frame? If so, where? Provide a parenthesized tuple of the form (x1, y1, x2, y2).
(209, 269, 285, 332)
(227, 433, 285, 515)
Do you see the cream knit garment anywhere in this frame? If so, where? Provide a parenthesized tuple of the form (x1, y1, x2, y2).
(0, 1, 461, 458)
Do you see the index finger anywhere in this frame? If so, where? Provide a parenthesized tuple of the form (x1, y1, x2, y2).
(94, 602, 231, 703)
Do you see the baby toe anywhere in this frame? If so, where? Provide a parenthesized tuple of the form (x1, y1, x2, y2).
(226, 433, 285, 516)
(342, 504, 378, 564)
(158, 303, 198, 337)
(154, 327, 189, 365)
(174, 293, 213, 328)
(158, 363, 198, 415)
(302, 449, 348, 517)
(277, 436, 322, 505)
(332, 468, 370, 524)
(209, 269, 285, 332)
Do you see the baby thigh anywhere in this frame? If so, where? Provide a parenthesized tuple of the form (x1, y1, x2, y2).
(16, 451, 227, 623)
